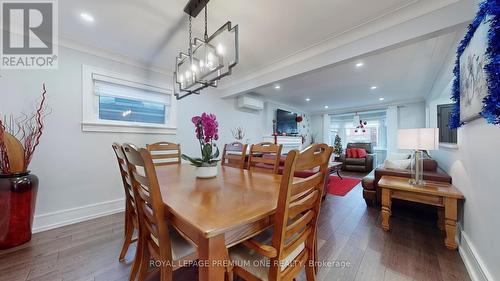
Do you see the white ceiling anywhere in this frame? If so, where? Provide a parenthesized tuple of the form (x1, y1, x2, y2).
(247, 30, 462, 113)
(59, 0, 422, 74)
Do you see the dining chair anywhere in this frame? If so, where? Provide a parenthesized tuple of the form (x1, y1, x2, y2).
(221, 142, 248, 169)
(229, 143, 333, 281)
(247, 142, 283, 174)
(146, 142, 181, 166)
(122, 144, 197, 281)
(111, 143, 139, 263)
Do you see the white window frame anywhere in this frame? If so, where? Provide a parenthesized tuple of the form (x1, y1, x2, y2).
(82, 65, 177, 134)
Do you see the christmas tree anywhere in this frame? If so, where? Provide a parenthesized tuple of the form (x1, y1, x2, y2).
(333, 134, 343, 156)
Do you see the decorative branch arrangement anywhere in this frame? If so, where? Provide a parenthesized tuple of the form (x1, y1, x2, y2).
(231, 127, 245, 141)
(0, 122, 9, 174)
(0, 84, 49, 174)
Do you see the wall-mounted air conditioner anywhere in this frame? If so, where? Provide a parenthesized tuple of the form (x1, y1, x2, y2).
(237, 96, 264, 111)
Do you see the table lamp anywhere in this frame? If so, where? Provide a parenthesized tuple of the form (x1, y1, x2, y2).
(397, 128, 439, 186)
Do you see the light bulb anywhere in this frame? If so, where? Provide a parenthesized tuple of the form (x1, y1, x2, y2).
(207, 52, 214, 61)
(199, 60, 204, 68)
(216, 44, 224, 55)
(179, 75, 184, 82)
(191, 64, 198, 72)
(185, 70, 191, 78)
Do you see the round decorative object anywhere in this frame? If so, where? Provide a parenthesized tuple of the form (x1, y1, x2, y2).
(196, 166, 218, 179)
(0, 171, 39, 249)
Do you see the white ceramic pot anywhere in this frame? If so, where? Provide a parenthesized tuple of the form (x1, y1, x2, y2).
(195, 166, 218, 179)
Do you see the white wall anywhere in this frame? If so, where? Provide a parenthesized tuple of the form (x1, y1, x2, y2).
(398, 101, 426, 129)
(0, 46, 266, 231)
(426, 81, 499, 281)
(310, 114, 324, 144)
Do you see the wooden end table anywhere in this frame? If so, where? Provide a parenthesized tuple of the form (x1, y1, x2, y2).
(377, 176, 464, 249)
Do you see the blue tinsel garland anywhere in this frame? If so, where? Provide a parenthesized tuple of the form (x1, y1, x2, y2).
(450, 0, 500, 128)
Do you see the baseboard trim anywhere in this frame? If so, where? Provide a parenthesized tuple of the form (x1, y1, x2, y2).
(458, 225, 494, 281)
(32, 198, 125, 233)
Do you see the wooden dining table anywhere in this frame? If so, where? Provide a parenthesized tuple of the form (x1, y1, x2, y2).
(156, 164, 283, 281)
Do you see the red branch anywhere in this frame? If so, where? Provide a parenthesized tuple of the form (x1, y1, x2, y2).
(23, 84, 47, 170)
(0, 83, 48, 174)
(0, 121, 10, 174)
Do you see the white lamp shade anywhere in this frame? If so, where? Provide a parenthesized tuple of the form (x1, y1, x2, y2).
(397, 128, 439, 150)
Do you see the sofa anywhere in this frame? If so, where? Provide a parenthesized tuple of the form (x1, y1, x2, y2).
(362, 158, 451, 206)
(340, 142, 375, 172)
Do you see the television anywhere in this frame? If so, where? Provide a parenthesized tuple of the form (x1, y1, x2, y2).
(276, 109, 298, 134)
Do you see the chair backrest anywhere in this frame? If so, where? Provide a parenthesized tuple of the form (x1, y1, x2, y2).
(146, 142, 181, 166)
(111, 143, 138, 227)
(247, 142, 283, 174)
(269, 143, 333, 279)
(221, 142, 248, 169)
(122, 143, 173, 270)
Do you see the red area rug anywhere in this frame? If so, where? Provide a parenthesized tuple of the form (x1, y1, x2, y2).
(327, 175, 361, 196)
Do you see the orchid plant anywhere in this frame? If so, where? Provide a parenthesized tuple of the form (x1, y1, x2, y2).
(181, 113, 220, 167)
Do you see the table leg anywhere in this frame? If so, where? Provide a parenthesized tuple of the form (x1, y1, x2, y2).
(444, 198, 458, 249)
(198, 233, 227, 281)
(381, 188, 392, 231)
(437, 207, 445, 231)
(336, 170, 343, 180)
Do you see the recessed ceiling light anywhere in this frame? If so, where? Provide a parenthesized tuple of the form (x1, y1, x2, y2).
(371, 86, 378, 90)
(355, 62, 364, 68)
(379, 97, 385, 101)
(305, 98, 311, 102)
(274, 85, 280, 89)
(80, 12, 95, 23)
(324, 105, 329, 109)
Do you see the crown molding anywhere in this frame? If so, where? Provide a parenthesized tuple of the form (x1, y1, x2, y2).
(58, 36, 173, 76)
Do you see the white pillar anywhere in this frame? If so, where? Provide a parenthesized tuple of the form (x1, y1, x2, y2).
(386, 105, 398, 153)
(322, 114, 331, 145)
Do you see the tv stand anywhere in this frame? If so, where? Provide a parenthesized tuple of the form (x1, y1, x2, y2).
(262, 135, 303, 153)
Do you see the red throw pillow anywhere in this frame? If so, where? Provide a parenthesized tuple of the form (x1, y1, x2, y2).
(347, 148, 358, 158)
(346, 148, 353, 158)
(357, 148, 367, 158)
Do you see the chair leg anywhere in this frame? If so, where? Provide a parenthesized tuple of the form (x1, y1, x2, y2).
(128, 234, 143, 281)
(225, 249, 234, 281)
(305, 258, 316, 281)
(138, 241, 151, 281)
(120, 210, 135, 262)
(160, 265, 173, 281)
(305, 238, 317, 281)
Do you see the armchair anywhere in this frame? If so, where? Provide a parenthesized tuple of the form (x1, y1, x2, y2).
(340, 142, 374, 172)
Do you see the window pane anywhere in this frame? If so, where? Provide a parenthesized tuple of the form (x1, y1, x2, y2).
(99, 96, 166, 124)
(345, 127, 378, 147)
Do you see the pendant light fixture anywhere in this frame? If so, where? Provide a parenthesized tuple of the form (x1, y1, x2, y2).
(353, 112, 367, 133)
(173, 0, 239, 100)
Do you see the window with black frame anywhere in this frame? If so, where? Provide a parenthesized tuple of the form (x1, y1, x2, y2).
(437, 104, 457, 144)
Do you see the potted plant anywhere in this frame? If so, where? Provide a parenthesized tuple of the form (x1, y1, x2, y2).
(182, 113, 220, 178)
(0, 84, 48, 249)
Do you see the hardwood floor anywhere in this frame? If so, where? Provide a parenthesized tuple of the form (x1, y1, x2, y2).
(0, 178, 470, 281)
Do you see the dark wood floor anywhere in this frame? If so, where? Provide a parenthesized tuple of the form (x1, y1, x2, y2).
(0, 175, 470, 281)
